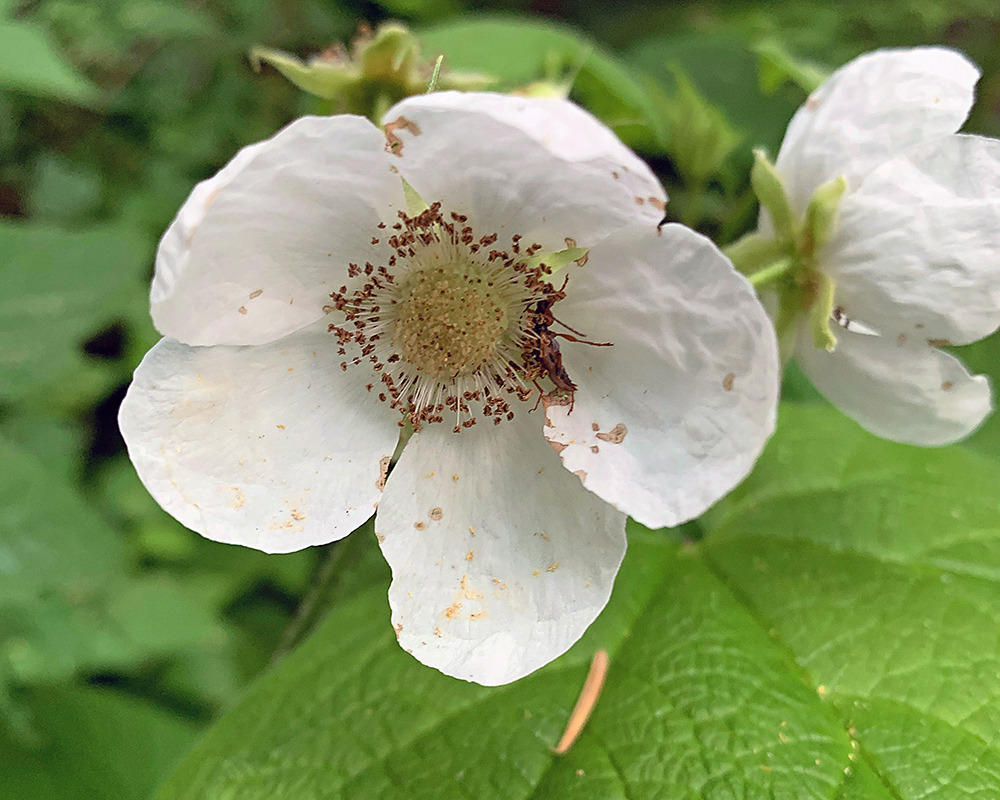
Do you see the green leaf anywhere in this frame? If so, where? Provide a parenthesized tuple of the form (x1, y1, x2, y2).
(418, 17, 663, 152)
(155, 524, 849, 799)
(0, 18, 99, 103)
(650, 64, 743, 187)
(754, 38, 829, 95)
(628, 32, 799, 156)
(704, 404, 1000, 796)
(156, 404, 1000, 798)
(0, 685, 195, 800)
(0, 222, 151, 404)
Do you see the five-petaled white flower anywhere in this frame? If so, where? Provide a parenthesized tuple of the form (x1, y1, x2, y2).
(119, 92, 779, 685)
(744, 47, 1000, 446)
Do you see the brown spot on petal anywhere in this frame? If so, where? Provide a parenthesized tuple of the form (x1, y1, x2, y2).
(466, 550, 474, 561)
(591, 422, 600, 432)
(806, 95, 820, 110)
(229, 487, 245, 509)
(723, 372, 735, 392)
(444, 602, 463, 618)
(429, 507, 443, 521)
(468, 525, 477, 536)
(549, 440, 568, 454)
(238, 306, 247, 315)
(414, 521, 426, 530)
(249, 289, 263, 299)
(590, 445, 599, 454)
(376, 456, 391, 492)
(928, 338, 953, 347)
(941, 381, 954, 391)
(376, 532, 385, 543)
(596, 423, 628, 444)
(384, 116, 421, 155)
(565, 237, 577, 248)
(897, 333, 907, 346)
(573, 469, 587, 482)
(649, 196, 665, 211)
(634, 196, 645, 205)
(394, 623, 403, 637)
(546, 561, 559, 572)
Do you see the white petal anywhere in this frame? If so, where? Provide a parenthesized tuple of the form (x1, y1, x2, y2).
(375, 414, 627, 686)
(152, 115, 405, 346)
(119, 323, 400, 553)
(775, 47, 979, 214)
(382, 92, 666, 252)
(795, 325, 992, 446)
(825, 134, 1000, 345)
(546, 224, 780, 528)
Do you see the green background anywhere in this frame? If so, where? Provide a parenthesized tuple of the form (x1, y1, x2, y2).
(2, 1, 1000, 798)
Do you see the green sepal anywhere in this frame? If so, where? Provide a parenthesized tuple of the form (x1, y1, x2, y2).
(807, 270, 838, 352)
(358, 23, 420, 85)
(523, 247, 590, 275)
(724, 231, 792, 278)
(750, 149, 795, 241)
(800, 174, 847, 259)
(400, 177, 429, 216)
(249, 46, 358, 100)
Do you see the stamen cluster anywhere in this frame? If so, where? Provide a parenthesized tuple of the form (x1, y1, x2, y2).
(327, 203, 569, 432)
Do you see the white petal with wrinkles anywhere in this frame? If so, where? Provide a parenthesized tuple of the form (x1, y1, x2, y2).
(546, 224, 779, 528)
(382, 92, 666, 254)
(119, 322, 400, 553)
(795, 325, 992, 446)
(775, 47, 979, 214)
(152, 115, 405, 347)
(824, 134, 1000, 345)
(375, 414, 627, 686)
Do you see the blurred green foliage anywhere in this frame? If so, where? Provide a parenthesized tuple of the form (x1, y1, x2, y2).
(1, 0, 999, 797)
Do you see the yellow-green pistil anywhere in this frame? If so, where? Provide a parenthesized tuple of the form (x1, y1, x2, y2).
(392, 261, 508, 381)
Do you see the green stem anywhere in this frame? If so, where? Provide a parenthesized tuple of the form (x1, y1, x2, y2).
(746, 256, 795, 288)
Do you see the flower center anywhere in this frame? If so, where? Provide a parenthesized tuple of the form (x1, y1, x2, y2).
(392, 260, 508, 381)
(327, 203, 593, 432)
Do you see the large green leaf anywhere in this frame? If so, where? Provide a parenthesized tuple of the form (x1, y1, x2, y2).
(0, 18, 98, 103)
(418, 16, 664, 152)
(0, 222, 151, 404)
(155, 404, 1000, 799)
(1, 685, 195, 800)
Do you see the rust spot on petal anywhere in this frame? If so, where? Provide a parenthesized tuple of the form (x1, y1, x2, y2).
(596, 423, 628, 444)
(429, 507, 444, 521)
(376, 456, 391, 492)
(444, 601, 463, 618)
(384, 116, 421, 155)
(414, 521, 426, 530)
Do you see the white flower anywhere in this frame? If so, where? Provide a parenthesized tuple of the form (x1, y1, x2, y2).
(119, 92, 779, 685)
(747, 47, 1000, 446)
